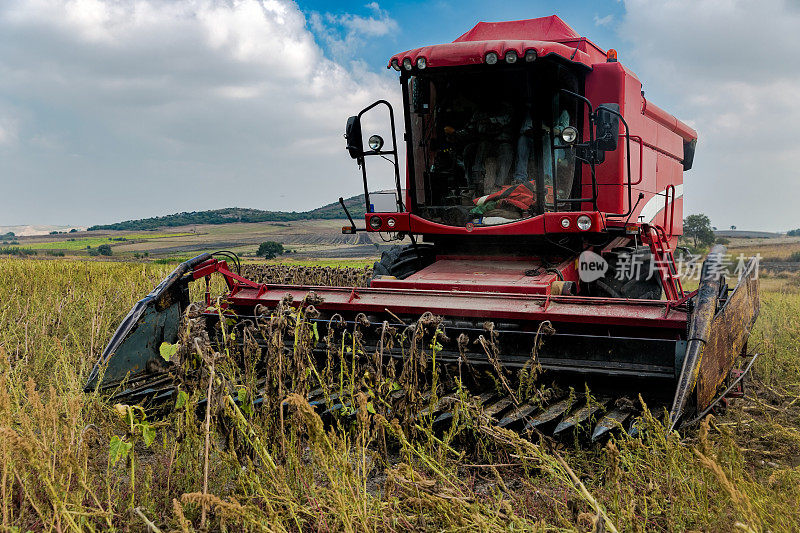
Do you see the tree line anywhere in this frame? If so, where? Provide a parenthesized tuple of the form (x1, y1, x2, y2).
(87, 197, 368, 232)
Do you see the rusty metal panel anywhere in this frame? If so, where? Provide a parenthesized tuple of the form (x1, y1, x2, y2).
(696, 258, 759, 409)
(84, 253, 211, 391)
(669, 245, 725, 429)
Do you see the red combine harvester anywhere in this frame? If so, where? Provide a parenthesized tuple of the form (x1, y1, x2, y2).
(86, 16, 759, 438)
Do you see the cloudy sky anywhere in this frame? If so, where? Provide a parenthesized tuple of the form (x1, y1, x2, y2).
(0, 0, 797, 230)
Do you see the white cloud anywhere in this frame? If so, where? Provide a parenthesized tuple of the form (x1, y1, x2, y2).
(0, 0, 400, 225)
(620, 0, 800, 231)
(0, 126, 14, 145)
(594, 13, 614, 26)
(0, 114, 17, 145)
(309, 3, 398, 63)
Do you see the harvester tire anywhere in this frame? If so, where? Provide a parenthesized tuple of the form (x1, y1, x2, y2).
(591, 246, 662, 300)
(372, 243, 435, 280)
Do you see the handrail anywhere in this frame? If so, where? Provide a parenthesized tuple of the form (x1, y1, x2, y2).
(650, 224, 684, 300)
(629, 135, 644, 185)
(663, 184, 676, 237)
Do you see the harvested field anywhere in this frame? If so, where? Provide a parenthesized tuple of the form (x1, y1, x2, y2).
(726, 236, 800, 261)
(4, 220, 387, 260)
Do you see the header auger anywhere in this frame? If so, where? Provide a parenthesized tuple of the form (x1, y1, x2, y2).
(87, 15, 759, 441)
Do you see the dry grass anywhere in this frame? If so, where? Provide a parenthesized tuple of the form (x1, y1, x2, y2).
(726, 236, 800, 261)
(240, 263, 372, 286)
(0, 258, 798, 531)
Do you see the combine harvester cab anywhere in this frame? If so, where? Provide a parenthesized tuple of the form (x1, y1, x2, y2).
(87, 16, 760, 438)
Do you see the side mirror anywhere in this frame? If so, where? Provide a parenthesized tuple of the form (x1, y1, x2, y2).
(595, 104, 620, 152)
(345, 116, 363, 159)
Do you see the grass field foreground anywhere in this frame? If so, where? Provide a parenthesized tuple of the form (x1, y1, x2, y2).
(0, 258, 798, 531)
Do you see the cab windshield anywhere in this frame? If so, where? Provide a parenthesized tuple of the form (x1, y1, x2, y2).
(405, 61, 581, 227)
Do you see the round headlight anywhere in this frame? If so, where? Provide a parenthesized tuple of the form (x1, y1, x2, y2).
(369, 216, 382, 230)
(560, 217, 571, 229)
(561, 126, 578, 144)
(387, 218, 396, 228)
(390, 58, 400, 71)
(416, 57, 426, 69)
(524, 49, 537, 62)
(577, 215, 592, 231)
(402, 58, 412, 71)
(368, 135, 384, 151)
(504, 50, 517, 63)
(485, 52, 498, 65)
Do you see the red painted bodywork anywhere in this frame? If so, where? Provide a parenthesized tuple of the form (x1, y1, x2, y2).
(380, 15, 696, 240)
(195, 259, 688, 331)
(390, 16, 607, 70)
(187, 18, 698, 344)
(365, 211, 605, 235)
(355, 15, 699, 309)
(370, 256, 578, 295)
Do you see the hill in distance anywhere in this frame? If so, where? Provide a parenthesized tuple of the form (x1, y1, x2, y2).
(88, 195, 368, 231)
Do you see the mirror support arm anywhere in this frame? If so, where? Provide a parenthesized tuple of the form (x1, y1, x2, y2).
(559, 89, 598, 211)
(353, 100, 404, 214)
(339, 197, 362, 233)
(597, 105, 634, 218)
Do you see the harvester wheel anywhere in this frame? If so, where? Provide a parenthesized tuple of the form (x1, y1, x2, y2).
(590, 246, 662, 300)
(372, 243, 435, 280)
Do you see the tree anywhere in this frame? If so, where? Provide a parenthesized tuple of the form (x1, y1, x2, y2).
(257, 241, 284, 259)
(97, 244, 113, 256)
(730, 225, 736, 230)
(683, 214, 715, 248)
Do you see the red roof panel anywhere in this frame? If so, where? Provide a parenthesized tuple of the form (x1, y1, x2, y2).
(389, 15, 606, 69)
(454, 15, 581, 43)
